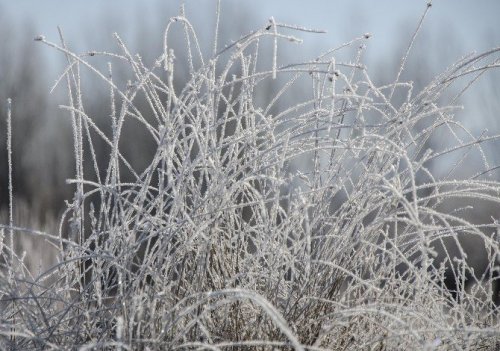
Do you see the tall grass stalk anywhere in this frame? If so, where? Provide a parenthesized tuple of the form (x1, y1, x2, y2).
(1, 3, 500, 350)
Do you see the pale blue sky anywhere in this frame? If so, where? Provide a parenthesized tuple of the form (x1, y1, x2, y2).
(1, 0, 499, 131)
(1, 0, 499, 68)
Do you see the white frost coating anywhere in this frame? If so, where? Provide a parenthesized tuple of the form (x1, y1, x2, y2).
(6, 98, 13, 259)
(1, 2, 499, 350)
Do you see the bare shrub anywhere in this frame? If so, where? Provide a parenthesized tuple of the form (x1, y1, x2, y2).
(1, 3, 500, 350)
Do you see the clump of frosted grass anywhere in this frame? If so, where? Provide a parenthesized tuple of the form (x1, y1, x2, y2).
(1, 3, 500, 350)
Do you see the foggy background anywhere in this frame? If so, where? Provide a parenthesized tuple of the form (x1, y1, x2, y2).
(0, 0, 499, 234)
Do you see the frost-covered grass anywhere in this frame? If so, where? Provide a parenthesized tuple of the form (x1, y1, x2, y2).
(1, 3, 500, 350)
